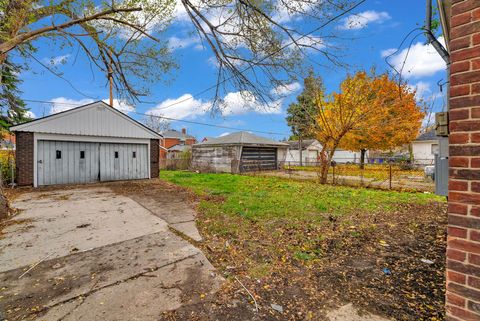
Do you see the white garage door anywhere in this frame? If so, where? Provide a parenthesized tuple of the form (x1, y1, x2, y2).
(37, 140, 148, 186)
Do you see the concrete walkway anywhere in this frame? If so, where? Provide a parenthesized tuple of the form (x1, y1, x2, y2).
(0, 185, 221, 321)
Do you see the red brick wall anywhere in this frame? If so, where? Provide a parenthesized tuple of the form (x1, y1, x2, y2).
(150, 139, 159, 178)
(15, 132, 34, 186)
(447, 1, 480, 320)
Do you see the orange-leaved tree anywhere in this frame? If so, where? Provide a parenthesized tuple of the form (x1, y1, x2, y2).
(314, 71, 376, 183)
(340, 73, 424, 168)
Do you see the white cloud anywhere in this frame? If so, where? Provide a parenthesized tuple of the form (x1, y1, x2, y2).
(26, 110, 36, 119)
(270, 82, 302, 96)
(218, 132, 230, 137)
(168, 36, 201, 50)
(145, 91, 284, 120)
(146, 94, 210, 119)
(408, 81, 431, 100)
(221, 91, 283, 116)
(384, 37, 447, 78)
(49, 97, 134, 115)
(44, 54, 70, 66)
(49, 97, 94, 114)
(101, 99, 135, 114)
(282, 35, 325, 52)
(340, 11, 391, 30)
(380, 48, 396, 58)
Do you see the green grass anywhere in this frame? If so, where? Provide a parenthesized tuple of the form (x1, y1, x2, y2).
(160, 170, 444, 222)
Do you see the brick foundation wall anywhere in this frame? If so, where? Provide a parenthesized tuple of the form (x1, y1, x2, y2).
(446, 1, 480, 320)
(15, 132, 34, 186)
(150, 139, 159, 178)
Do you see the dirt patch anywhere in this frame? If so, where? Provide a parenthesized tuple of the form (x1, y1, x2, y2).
(160, 188, 446, 320)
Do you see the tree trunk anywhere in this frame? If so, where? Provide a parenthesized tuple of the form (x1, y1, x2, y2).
(360, 149, 366, 169)
(408, 143, 413, 162)
(319, 146, 336, 184)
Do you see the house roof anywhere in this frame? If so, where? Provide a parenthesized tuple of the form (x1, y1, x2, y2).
(10, 101, 162, 139)
(162, 129, 195, 140)
(285, 139, 318, 150)
(168, 144, 192, 152)
(415, 129, 437, 142)
(195, 131, 288, 147)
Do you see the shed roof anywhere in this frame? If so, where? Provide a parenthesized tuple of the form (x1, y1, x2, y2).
(415, 129, 437, 142)
(10, 101, 161, 139)
(168, 144, 192, 152)
(195, 131, 288, 147)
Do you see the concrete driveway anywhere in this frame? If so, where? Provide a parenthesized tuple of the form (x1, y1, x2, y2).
(0, 183, 222, 321)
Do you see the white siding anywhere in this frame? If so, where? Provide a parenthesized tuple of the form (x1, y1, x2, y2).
(412, 141, 437, 165)
(12, 102, 159, 139)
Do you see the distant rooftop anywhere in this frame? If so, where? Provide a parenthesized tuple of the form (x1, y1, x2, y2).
(162, 129, 195, 139)
(416, 129, 438, 142)
(285, 139, 318, 150)
(168, 144, 192, 152)
(195, 131, 288, 147)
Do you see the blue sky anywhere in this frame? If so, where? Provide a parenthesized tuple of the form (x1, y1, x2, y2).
(18, 0, 447, 141)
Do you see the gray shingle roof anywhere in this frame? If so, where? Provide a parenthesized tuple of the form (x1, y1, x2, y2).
(168, 144, 192, 152)
(195, 131, 288, 147)
(416, 129, 437, 141)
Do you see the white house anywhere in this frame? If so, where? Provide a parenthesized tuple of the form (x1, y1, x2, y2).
(285, 139, 363, 165)
(412, 130, 438, 165)
(285, 139, 322, 165)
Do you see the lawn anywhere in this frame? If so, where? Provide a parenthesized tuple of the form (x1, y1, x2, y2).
(160, 170, 447, 320)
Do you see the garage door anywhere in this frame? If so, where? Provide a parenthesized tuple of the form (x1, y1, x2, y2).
(37, 141, 148, 186)
(240, 147, 277, 172)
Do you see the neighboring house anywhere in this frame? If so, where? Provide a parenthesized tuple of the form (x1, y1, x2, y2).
(0, 133, 16, 150)
(411, 130, 438, 165)
(285, 139, 322, 165)
(331, 148, 363, 164)
(10, 101, 161, 187)
(192, 131, 288, 173)
(160, 128, 196, 158)
(285, 139, 363, 165)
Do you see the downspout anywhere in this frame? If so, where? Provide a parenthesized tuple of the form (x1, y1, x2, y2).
(426, 0, 450, 109)
(425, 0, 450, 65)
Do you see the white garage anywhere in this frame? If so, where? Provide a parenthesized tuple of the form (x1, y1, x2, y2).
(11, 101, 161, 187)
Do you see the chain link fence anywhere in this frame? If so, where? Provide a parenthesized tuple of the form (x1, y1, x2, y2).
(160, 155, 434, 192)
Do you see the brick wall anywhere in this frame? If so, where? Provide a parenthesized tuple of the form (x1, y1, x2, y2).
(447, 1, 480, 320)
(15, 132, 34, 186)
(150, 139, 159, 178)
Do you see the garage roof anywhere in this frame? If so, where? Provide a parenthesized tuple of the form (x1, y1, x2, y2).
(10, 101, 161, 139)
(195, 131, 288, 147)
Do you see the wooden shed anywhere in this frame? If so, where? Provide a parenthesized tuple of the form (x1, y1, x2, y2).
(11, 101, 161, 187)
(191, 132, 288, 173)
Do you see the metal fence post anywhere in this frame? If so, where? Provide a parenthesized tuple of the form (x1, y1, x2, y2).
(389, 163, 392, 190)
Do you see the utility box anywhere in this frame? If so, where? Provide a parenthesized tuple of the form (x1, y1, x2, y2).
(435, 136, 449, 196)
(435, 112, 449, 136)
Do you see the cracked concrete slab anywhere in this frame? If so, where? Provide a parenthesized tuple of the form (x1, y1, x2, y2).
(0, 183, 222, 321)
(127, 194, 203, 241)
(0, 187, 168, 272)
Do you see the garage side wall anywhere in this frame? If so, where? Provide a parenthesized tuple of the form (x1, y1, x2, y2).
(16, 132, 34, 186)
(150, 139, 160, 178)
(192, 145, 240, 173)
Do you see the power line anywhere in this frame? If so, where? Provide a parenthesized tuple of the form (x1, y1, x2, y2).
(149, 0, 366, 112)
(23, 99, 290, 136)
